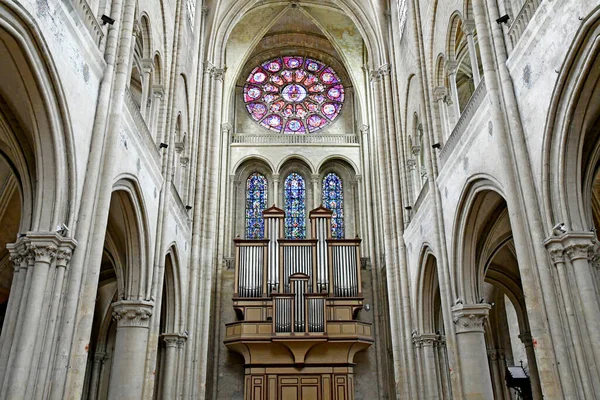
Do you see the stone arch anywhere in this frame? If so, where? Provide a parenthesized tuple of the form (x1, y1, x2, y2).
(318, 157, 359, 238)
(415, 247, 442, 334)
(446, 11, 465, 62)
(451, 175, 506, 303)
(0, 1, 76, 232)
(139, 13, 153, 59)
(543, 6, 600, 233)
(110, 178, 152, 300)
(232, 157, 274, 240)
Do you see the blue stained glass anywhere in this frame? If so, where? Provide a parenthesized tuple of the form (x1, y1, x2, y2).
(322, 173, 344, 239)
(245, 173, 268, 239)
(284, 173, 306, 239)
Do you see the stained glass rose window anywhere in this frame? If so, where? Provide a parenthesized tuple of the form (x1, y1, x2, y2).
(243, 56, 344, 134)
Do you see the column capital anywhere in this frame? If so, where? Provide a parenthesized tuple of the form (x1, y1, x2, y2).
(140, 58, 155, 73)
(359, 124, 369, 134)
(421, 333, 438, 347)
(94, 351, 108, 363)
(433, 86, 448, 101)
(174, 141, 185, 153)
(487, 349, 498, 360)
(462, 19, 477, 35)
(519, 331, 533, 347)
(180, 156, 189, 167)
(24, 232, 77, 265)
(112, 300, 154, 328)
(545, 231, 596, 262)
(152, 85, 165, 98)
(272, 174, 280, 182)
(221, 122, 232, 135)
(451, 303, 491, 334)
(212, 67, 226, 81)
(162, 333, 179, 348)
(545, 242, 565, 264)
(445, 60, 458, 75)
(311, 174, 320, 182)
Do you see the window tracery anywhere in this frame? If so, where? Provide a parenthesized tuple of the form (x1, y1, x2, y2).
(243, 56, 344, 134)
(245, 173, 268, 239)
(322, 173, 344, 238)
(284, 173, 306, 239)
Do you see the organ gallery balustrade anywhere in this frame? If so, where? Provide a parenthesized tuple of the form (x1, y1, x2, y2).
(224, 205, 372, 400)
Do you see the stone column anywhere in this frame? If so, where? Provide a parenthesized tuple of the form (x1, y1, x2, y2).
(422, 334, 441, 399)
(160, 334, 179, 400)
(272, 174, 280, 207)
(312, 174, 320, 210)
(462, 20, 481, 86)
(436, 337, 451, 400)
(445, 60, 461, 118)
(0, 243, 27, 380)
(149, 85, 165, 139)
(433, 86, 449, 141)
(545, 240, 594, 398)
(107, 300, 153, 399)
(88, 352, 108, 400)
(406, 158, 417, 207)
(176, 335, 187, 397)
(563, 234, 600, 376)
(452, 303, 494, 399)
(519, 332, 542, 400)
(5, 234, 59, 398)
(412, 333, 425, 399)
(139, 58, 154, 118)
(487, 349, 504, 399)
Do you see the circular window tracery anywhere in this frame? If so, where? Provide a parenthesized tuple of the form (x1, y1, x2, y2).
(243, 56, 345, 134)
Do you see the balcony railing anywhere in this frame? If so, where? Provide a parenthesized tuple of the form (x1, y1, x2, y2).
(231, 133, 359, 145)
(439, 78, 487, 167)
(508, 0, 542, 49)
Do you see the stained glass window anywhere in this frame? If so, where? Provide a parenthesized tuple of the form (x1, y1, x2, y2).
(243, 56, 344, 134)
(284, 173, 306, 239)
(245, 173, 268, 239)
(322, 173, 344, 238)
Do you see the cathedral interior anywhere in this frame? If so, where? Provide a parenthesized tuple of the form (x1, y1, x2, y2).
(0, 0, 600, 399)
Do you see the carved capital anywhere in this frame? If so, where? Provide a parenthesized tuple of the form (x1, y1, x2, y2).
(519, 331, 533, 347)
(163, 333, 179, 348)
(94, 352, 108, 364)
(406, 158, 417, 169)
(112, 300, 154, 328)
(180, 156, 190, 167)
(369, 70, 381, 83)
(462, 19, 477, 35)
(487, 349, 498, 361)
(445, 60, 458, 76)
(565, 242, 593, 261)
(546, 243, 565, 265)
(28, 243, 58, 264)
(140, 58, 155, 74)
(152, 85, 165, 98)
(433, 86, 447, 101)
(378, 63, 391, 76)
(56, 248, 73, 268)
(212, 68, 226, 81)
(451, 303, 490, 334)
(221, 123, 232, 135)
(359, 124, 369, 134)
(421, 333, 438, 347)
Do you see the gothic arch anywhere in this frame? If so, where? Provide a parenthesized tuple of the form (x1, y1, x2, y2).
(446, 11, 465, 62)
(543, 6, 600, 233)
(451, 175, 507, 303)
(111, 178, 152, 300)
(0, 1, 77, 232)
(414, 247, 442, 334)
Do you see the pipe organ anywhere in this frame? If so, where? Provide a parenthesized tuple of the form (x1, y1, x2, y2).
(225, 206, 373, 400)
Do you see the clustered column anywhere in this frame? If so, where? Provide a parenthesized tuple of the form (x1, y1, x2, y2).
(1, 233, 76, 399)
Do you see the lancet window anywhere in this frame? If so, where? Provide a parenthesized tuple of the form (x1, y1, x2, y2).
(284, 173, 306, 239)
(245, 173, 268, 239)
(322, 173, 344, 238)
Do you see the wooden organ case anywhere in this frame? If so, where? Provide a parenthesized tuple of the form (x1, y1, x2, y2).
(224, 206, 373, 400)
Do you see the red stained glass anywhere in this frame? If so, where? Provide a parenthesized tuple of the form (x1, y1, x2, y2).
(243, 56, 344, 134)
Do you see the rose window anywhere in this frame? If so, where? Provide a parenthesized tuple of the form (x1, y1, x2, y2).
(243, 56, 345, 134)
